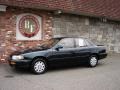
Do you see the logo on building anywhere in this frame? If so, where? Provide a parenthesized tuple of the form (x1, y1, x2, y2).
(16, 13, 42, 40)
(19, 15, 40, 38)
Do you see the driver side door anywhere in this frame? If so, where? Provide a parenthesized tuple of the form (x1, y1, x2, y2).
(49, 38, 76, 64)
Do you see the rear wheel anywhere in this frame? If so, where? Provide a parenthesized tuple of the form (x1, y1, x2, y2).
(88, 55, 98, 67)
(31, 58, 47, 74)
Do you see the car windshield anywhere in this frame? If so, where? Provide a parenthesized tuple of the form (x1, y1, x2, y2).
(38, 38, 60, 49)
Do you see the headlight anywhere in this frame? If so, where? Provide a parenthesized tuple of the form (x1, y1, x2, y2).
(12, 55, 24, 60)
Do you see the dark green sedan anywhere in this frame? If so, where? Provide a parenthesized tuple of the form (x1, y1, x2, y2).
(9, 37, 107, 74)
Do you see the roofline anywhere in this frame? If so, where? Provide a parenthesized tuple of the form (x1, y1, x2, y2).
(53, 35, 88, 39)
(1, 3, 120, 22)
(65, 10, 120, 22)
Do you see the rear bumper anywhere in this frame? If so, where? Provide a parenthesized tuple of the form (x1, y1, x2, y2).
(99, 53, 107, 60)
(8, 59, 31, 68)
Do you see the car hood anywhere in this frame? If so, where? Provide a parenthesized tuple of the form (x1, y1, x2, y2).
(10, 46, 49, 55)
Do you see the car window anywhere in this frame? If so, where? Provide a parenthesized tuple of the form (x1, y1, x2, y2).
(57, 38, 75, 48)
(75, 38, 87, 47)
(85, 39, 95, 46)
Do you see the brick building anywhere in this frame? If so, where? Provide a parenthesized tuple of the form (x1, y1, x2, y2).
(0, 0, 120, 62)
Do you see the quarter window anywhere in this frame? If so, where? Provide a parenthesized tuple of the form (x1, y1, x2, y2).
(85, 39, 95, 46)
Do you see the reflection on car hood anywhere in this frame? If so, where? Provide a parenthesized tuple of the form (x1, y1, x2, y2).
(11, 46, 48, 55)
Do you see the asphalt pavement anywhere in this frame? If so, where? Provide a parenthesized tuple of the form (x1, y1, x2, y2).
(0, 54, 120, 90)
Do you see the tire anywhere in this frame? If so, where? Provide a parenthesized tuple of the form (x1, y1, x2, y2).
(31, 58, 47, 74)
(88, 55, 98, 67)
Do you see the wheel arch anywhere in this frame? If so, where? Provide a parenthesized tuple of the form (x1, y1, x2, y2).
(31, 56, 48, 65)
(91, 53, 99, 60)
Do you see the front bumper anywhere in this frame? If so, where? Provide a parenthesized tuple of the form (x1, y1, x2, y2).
(8, 59, 31, 68)
(99, 53, 107, 60)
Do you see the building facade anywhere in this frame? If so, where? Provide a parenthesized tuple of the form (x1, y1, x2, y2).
(0, 0, 120, 62)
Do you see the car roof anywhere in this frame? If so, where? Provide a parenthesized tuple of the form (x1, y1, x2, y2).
(52, 36, 88, 40)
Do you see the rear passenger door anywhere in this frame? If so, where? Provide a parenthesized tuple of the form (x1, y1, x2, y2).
(74, 38, 90, 61)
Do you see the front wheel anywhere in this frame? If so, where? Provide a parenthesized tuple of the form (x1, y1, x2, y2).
(31, 58, 47, 74)
(88, 55, 98, 67)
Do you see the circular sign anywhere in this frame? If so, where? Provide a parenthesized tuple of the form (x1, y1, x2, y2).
(19, 15, 40, 38)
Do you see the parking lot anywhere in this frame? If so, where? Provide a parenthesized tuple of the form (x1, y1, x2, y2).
(0, 54, 120, 90)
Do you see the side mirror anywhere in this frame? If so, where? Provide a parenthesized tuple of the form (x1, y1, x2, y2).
(55, 45, 63, 51)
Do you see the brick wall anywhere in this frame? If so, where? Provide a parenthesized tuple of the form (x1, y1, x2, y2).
(0, 7, 53, 62)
